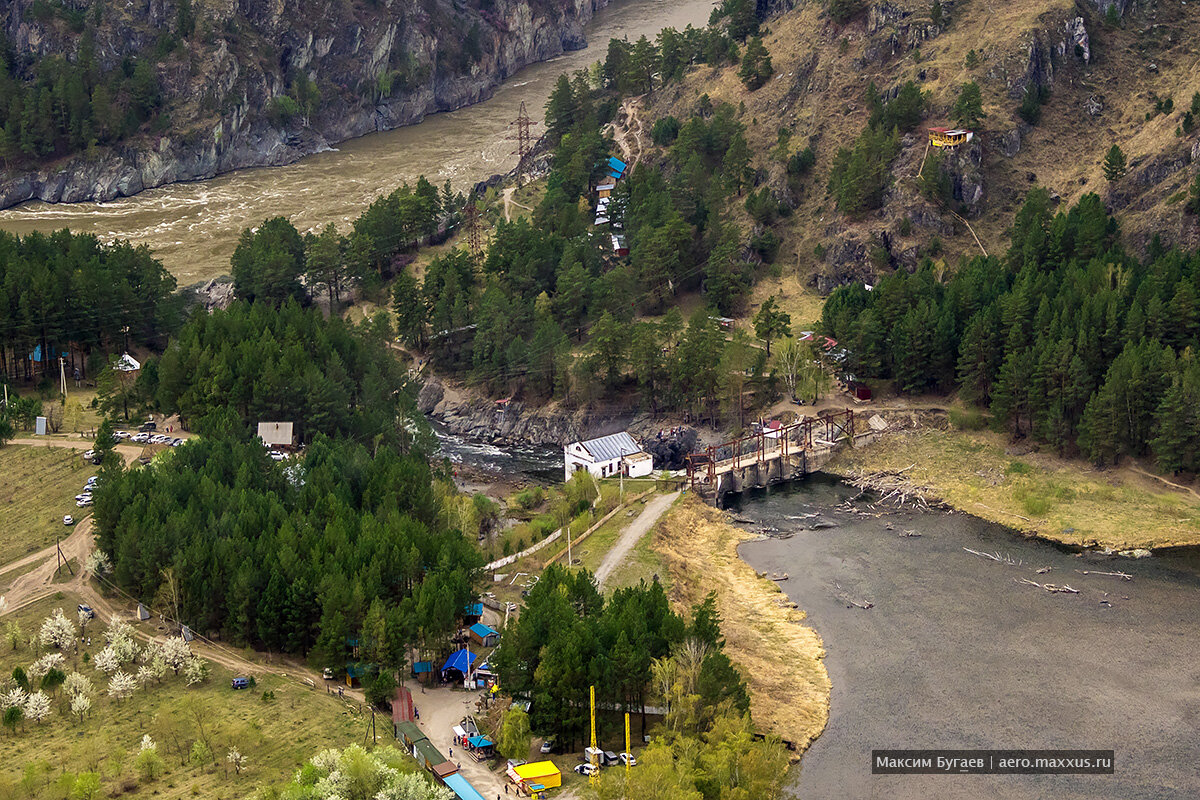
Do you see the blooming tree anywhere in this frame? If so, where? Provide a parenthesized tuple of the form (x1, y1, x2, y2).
(39, 608, 76, 651)
(227, 747, 247, 775)
(161, 637, 191, 674)
(70, 692, 92, 723)
(63, 672, 94, 700)
(92, 647, 120, 674)
(184, 657, 209, 687)
(105, 620, 138, 663)
(107, 671, 136, 703)
(85, 550, 112, 576)
(28, 652, 66, 683)
(2, 687, 27, 710)
(23, 690, 51, 724)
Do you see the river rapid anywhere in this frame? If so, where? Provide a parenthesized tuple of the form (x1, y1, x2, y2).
(0, 0, 715, 285)
(732, 474, 1200, 800)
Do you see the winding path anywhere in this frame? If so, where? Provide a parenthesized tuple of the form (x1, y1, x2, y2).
(594, 491, 678, 588)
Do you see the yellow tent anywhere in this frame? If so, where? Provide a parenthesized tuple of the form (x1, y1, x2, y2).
(512, 761, 562, 790)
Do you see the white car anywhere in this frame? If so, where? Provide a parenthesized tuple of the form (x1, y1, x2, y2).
(131, 433, 151, 443)
(63, 515, 74, 526)
(619, 752, 638, 767)
(82, 449, 96, 460)
(86, 476, 98, 486)
(75, 493, 92, 502)
(268, 451, 286, 461)
(113, 430, 130, 439)
(573, 763, 598, 776)
(76, 498, 93, 508)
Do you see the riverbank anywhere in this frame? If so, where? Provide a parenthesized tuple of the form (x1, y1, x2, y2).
(828, 425, 1200, 550)
(651, 496, 830, 754)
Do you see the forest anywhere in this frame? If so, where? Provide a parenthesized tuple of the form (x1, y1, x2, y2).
(0, 228, 179, 384)
(491, 565, 749, 748)
(93, 430, 480, 699)
(154, 300, 416, 445)
(820, 189, 1200, 471)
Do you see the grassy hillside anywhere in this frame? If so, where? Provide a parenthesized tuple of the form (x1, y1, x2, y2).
(639, 0, 1200, 289)
(0, 446, 94, 566)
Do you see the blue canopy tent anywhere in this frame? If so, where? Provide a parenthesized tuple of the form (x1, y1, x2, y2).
(440, 648, 476, 680)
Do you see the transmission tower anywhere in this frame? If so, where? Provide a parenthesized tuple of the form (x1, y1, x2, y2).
(463, 201, 483, 263)
(509, 101, 536, 187)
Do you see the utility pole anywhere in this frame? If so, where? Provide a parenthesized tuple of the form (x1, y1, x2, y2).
(463, 201, 483, 264)
(510, 101, 534, 187)
(59, 357, 67, 398)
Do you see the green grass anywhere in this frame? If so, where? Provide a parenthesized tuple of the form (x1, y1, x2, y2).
(0, 444, 96, 565)
(0, 592, 365, 800)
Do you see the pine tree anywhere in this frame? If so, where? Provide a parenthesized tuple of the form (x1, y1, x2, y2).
(951, 81, 985, 129)
(753, 295, 792, 356)
(1102, 144, 1127, 182)
(931, 0, 944, 26)
(738, 38, 774, 90)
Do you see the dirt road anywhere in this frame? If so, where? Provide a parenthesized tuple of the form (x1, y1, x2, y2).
(9, 437, 143, 466)
(594, 491, 679, 588)
(417, 685, 510, 797)
(0, 516, 95, 613)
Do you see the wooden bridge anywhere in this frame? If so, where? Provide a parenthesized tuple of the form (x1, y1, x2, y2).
(684, 410, 861, 501)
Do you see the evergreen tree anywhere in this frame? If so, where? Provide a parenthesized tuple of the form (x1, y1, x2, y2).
(951, 81, 985, 129)
(738, 38, 774, 90)
(1102, 144, 1127, 182)
(753, 295, 792, 356)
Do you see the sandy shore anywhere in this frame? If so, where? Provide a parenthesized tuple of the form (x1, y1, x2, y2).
(651, 497, 830, 754)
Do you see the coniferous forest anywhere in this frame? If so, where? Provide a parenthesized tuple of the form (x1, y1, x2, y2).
(820, 190, 1200, 472)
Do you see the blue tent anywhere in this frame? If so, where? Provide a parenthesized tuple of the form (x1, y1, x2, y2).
(467, 735, 493, 748)
(441, 648, 476, 676)
(444, 773, 488, 800)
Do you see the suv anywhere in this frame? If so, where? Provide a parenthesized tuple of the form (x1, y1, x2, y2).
(619, 752, 638, 767)
(573, 763, 598, 776)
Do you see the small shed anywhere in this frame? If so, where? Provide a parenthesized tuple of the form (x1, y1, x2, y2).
(257, 421, 295, 449)
(444, 773, 489, 800)
(468, 623, 499, 647)
(431, 760, 459, 782)
(611, 233, 628, 256)
(395, 720, 425, 749)
(596, 183, 616, 198)
(413, 660, 433, 684)
(463, 603, 484, 626)
(848, 381, 872, 401)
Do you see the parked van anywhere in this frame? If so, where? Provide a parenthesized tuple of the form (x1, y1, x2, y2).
(231, 677, 250, 690)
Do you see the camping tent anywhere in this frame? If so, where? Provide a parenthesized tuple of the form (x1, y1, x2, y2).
(511, 761, 562, 790)
(440, 648, 476, 680)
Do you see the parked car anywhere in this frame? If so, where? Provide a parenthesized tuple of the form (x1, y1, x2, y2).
(231, 677, 250, 690)
(131, 433, 150, 443)
(540, 739, 553, 754)
(77, 604, 94, 619)
(86, 476, 98, 486)
(170, 438, 184, 446)
(603, 751, 619, 767)
(63, 515, 74, 526)
(82, 449, 96, 460)
(573, 764, 598, 776)
(139, 421, 157, 432)
(268, 451, 286, 461)
(76, 498, 93, 508)
(619, 752, 638, 767)
(322, 668, 334, 680)
(75, 493, 92, 502)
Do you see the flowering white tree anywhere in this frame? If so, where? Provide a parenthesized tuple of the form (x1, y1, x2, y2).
(161, 637, 191, 674)
(226, 747, 247, 775)
(92, 647, 120, 674)
(184, 657, 209, 687)
(2, 687, 27, 710)
(105, 620, 138, 664)
(136, 665, 157, 688)
(70, 692, 91, 723)
(39, 608, 76, 651)
(28, 652, 66, 683)
(77, 608, 93, 635)
(107, 671, 136, 703)
(140, 734, 156, 752)
(85, 550, 112, 576)
(64, 672, 94, 700)
(23, 690, 52, 724)
(149, 656, 168, 682)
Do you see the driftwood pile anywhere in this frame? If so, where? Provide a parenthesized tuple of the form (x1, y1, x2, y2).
(846, 466, 944, 510)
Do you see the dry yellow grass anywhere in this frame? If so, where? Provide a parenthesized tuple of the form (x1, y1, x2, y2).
(652, 497, 829, 754)
(832, 427, 1200, 549)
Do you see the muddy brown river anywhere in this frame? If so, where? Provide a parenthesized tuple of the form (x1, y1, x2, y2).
(0, 0, 715, 285)
(733, 474, 1200, 800)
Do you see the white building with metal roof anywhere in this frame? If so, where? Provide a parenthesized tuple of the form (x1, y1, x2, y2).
(564, 432, 654, 482)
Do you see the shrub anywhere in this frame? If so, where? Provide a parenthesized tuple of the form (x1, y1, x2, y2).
(651, 116, 681, 146)
(949, 408, 986, 430)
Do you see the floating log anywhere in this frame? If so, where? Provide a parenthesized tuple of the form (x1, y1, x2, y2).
(1076, 569, 1132, 581)
(1017, 578, 1079, 594)
(833, 582, 874, 610)
(770, 573, 790, 582)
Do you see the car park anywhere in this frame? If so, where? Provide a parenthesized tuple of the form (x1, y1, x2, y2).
(63, 515, 74, 525)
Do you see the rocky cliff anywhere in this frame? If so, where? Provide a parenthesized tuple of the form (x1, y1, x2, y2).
(0, 0, 605, 209)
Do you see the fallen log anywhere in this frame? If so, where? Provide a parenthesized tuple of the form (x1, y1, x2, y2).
(833, 582, 874, 609)
(964, 546, 1022, 566)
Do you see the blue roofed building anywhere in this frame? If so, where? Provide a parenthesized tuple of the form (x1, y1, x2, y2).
(468, 623, 499, 647)
(444, 773, 488, 800)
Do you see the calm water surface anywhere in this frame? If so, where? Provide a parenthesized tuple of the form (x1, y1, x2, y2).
(733, 475, 1200, 800)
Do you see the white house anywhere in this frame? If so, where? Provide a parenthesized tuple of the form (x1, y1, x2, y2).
(564, 432, 654, 482)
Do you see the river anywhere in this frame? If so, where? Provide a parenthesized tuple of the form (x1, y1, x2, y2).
(431, 420, 563, 485)
(732, 475, 1200, 800)
(0, 0, 716, 286)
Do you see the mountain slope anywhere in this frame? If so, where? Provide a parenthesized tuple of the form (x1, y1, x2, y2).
(0, 0, 605, 208)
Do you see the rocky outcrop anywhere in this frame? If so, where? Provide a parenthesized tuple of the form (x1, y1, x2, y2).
(858, 1, 945, 65)
(0, 0, 607, 209)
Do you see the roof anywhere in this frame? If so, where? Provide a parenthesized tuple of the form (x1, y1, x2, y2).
(513, 761, 561, 781)
(414, 738, 445, 765)
(257, 421, 294, 446)
(444, 773, 489, 800)
(596, 183, 616, 191)
(467, 735, 494, 748)
(413, 661, 432, 674)
(115, 353, 141, 372)
(395, 721, 425, 743)
(432, 760, 459, 779)
(463, 602, 483, 617)
(574, 431, 642, 462)
(441, 648, 477, 674)
(608, 156, 627, 170)
(469, 623, 498, 638)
